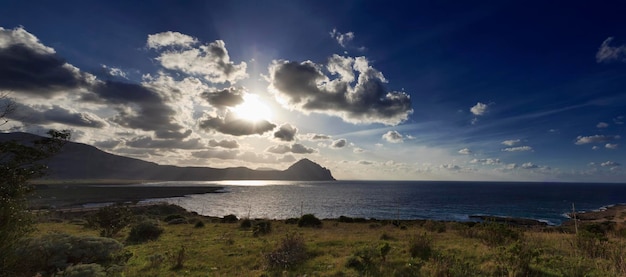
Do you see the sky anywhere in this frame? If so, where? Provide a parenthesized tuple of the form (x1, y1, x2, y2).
(1, 1, 625, 182)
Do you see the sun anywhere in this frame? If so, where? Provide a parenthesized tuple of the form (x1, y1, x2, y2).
(231, 94, 273, 122)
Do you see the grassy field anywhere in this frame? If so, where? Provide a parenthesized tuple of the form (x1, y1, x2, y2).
(22, 204, 626, 277)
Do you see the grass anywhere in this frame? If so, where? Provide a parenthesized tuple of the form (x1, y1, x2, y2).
(26, 204, 626, 276)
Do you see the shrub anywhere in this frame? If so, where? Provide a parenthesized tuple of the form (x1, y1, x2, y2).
(380, 232, 395, 241)
(285, 218, 299, 224)
(167, 218, 188, 225)
(163, 214, 186, 222)
(221, 214, 238, 223)
(194, 220, 205, 228)
(409, 233, 432, 260)
(127, 220, 163, 244)
(240, 218, 253, 229)
(345, 245, 379, 274)
(338, 215, 354, 223)
(15, 233, 128, 275)
(298, 214, 322, 228)
(479, 222, 520, 247)
(253, 220, 272, 237)
(266, 233, 308, 269)
(573, 229, 609, 258)
(423, 220, 447, 233)
(147, 253, 165, 269)
(422, 251, 476, 277)
(169, 246, 186, 270)
(495, 240, 539, 276)
(59, 263, 106, 277)
(88, 205, 133, 237)
(379, 242, 391, 262)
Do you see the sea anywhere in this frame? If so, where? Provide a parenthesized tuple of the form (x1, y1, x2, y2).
(140, 180, 626, 225)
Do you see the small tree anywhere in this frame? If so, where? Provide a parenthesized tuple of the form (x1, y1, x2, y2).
(0, 128, 69, 274)
(89, 205, 133, 237)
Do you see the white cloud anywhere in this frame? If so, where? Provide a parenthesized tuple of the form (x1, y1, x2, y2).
(470, 158, 500, 165)
(601, 161, 620, 167)
(458, 148, 472, 155)
(596, 122, 609, 128)
(267, 57, 412, 125)
(440, 164, 461, 170)
(147, 31, 198, 49)
(614, 116, 624, 125)
(353, 147, 365, 153)
(273, 123, 298, 141)
(470, 102, 488, 116)
(266, 143, 317, 154)
(521, 162, 539, 169)
(502, 146, 533, 152)
(575, 135, 620, 145)
(330, 28, 354, 48)
(501, 139, 521, 146)
(605, 143, 619, 149)
(596, 37, 626, 63)
(153, 37, 247, 83)
(592, 146, 600, 150)
(382, 131, 404, 143)
(0, 26, 55, 55)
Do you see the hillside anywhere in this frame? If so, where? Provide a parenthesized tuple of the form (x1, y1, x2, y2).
(0, 132, 335, 181)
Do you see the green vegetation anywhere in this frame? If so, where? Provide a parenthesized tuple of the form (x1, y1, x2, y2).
(0, 129, 69, 275)
(15, 204, 626, 276)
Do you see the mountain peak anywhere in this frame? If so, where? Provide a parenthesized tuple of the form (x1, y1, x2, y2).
(285, 159, 335, 181)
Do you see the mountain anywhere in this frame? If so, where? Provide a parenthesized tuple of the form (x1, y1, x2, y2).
(0, 132, 335, 181)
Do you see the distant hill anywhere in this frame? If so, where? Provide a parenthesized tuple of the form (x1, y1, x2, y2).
(0, 132, 335, 181)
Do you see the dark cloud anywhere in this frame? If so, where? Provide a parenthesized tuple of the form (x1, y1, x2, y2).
(274, 123, 297, 141)
(310, 134, 331, 140)
(126, 136, 205, 149)
(208, 139, 240, 149)
(331, 139, 347, 148)
(268, 56, 412, 125)
(200, 87, 244, 108)
(266, 143, 316, 154)
(199, 112, 276, 136)
(84, 81, 190, 139)
(0, 27, 89, 97)
(93, 139, 122, 149)
(5, 101, 106, 128)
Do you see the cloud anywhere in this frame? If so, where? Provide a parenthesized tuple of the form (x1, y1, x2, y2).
(575, 135, 620, 145)
(126, 136, 205, 149)
(93, 139, 122, 149)
(331, 139, 347, 148)
(191, 149, 239, 160)
(470, 102, 488, 116)
(470, 158, 501, 165)
(440, 164, 461, 170)
(85, 80, 190, 139)
(501, 139, 521, 146)
(150, 33, 247, 83)
(521, 162, 539, 169)
(101, 64, 127, 79)
(601, 161, 620, 167)
(208, 139, 239, 149)
(358, 160, 373, 165)
(505, 163, 518, 170)
(330, 28, 354, 48)
(596, 37, 626, 63)
(353, 147, 365, 153)
(605, 143, 619, 149)
(147, 31, 198, 49)
(614, 116, 624, 125)
(6, 102, 106, 128)
(596, 122, 609, 128)
(200, 87, 244, 108)
(307, 133, 331, 140)
(458, 148, 472, 155)
(266, 143, 316, 154)
(267, 56, 412, 125)
(502, 146, 533, 152)
(382, 130, 404, 143)
(0, 26, 92, 97)
(592, 146, 600, 150)
(199, 111, 276, 136)
(273, 123, 297, 141)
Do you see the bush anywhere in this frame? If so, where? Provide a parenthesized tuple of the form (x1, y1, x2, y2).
(59, 263, 106, 277)
(338, 216, 354, 223)
(15, 233, 128, 275)
(298, 214, 322, 228)
(285, 218, 299, 224)
(240, 218, 253, 229)
(167, 218, 188, 225)
(409, 233, 432, 260)
(221, 214, 238, 223)
(345, 245, 379, 274)
(169, 246, 186, 270)
(423, 220, 447, 233)
(127, 220, 164, 244)
(266, 233, 307, 269)
(573, 230, 609, 258)
(495, 240, 539, 276)
(253, 220, 272, 237)
(163, 214, 186, 222)
(194, 220, 205, 228)
(88, 205, 133, 237)
(479, 222, 520, 247)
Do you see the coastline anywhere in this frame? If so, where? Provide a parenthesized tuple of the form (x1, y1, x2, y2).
(29, 182, 222, 209)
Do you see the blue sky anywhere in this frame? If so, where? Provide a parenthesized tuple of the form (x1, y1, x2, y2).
(1, 1, 625, 181)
